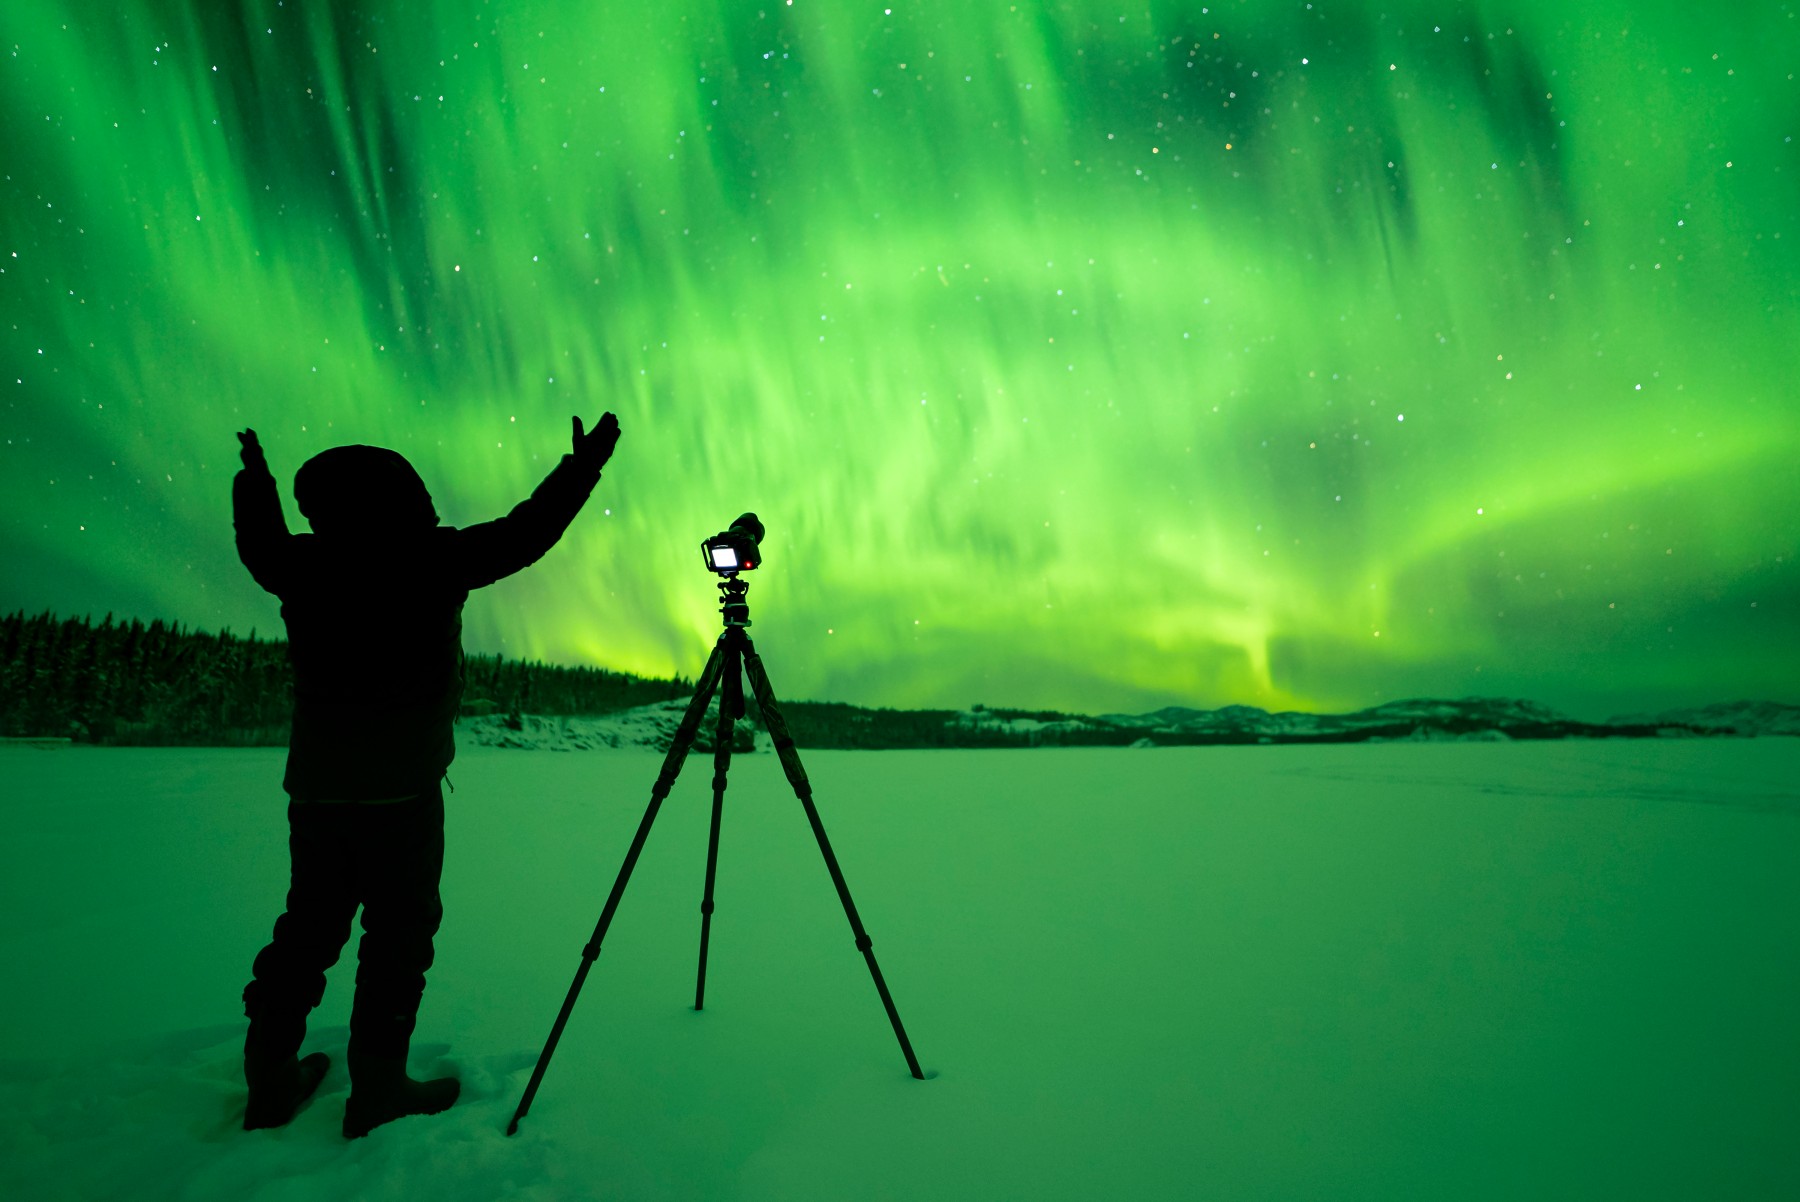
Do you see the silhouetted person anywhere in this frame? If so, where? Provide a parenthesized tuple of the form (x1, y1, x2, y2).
(232, 414, 621, 1136)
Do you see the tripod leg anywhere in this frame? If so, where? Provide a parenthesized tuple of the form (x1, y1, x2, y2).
(740, 639, 927, 1081)
(508, 641, 729, 1136)
(694, 642, 741, 1011)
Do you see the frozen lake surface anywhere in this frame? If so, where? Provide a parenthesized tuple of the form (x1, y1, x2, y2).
(2, 739, 1797, 1200)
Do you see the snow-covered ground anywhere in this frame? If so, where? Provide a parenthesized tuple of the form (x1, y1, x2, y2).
(2, 740, 1796, 1201)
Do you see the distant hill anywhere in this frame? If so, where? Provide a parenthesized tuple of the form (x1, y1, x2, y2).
(4, 610, 1791, 750)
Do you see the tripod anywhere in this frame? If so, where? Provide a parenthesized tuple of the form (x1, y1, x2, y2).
(507, 573, 926, 1135)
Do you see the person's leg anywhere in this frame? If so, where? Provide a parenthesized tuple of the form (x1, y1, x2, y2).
(347, 786, 445, 1055)
(242, 802, 357, 1128)
(343, 785, 459, 1137)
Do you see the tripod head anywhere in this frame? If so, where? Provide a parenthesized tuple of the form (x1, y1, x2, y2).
(717, 574, 752, 628)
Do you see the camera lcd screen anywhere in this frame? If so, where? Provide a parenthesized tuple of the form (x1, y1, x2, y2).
(710, 546, 739, 570)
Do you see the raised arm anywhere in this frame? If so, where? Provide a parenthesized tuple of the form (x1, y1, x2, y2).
(455, 413, 620, 591)
(233, 428, 295, 597)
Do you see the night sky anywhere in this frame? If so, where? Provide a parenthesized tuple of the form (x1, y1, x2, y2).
(3, 2, 1795, 719)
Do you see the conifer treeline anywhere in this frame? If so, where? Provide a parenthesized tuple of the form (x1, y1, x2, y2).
(460, 651, 689, 720)
(0, 611, 688, 745)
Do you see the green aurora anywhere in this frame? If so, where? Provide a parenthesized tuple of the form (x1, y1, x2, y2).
(2, 1, 1796, 718)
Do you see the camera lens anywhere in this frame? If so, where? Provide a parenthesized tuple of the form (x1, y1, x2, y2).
(729, 513, 764, 546)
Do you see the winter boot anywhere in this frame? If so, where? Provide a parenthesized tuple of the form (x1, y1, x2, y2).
(244, 1050, 331, 1130)
(341, 1045, 460, 1139)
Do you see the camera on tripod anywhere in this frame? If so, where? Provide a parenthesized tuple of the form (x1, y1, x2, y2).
(702, 512, 765, 575)
(508, 507, 926, 1136)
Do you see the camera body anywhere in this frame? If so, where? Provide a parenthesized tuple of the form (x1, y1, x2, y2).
(702, 512, 765, 575)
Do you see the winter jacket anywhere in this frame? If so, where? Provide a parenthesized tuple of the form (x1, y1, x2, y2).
(233, 450, 602, 801)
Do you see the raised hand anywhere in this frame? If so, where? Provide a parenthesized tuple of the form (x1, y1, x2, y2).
(237, 428, 269, 473)
(571, 413, 621, 469)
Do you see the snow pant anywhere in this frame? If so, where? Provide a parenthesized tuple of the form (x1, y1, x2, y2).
(243, 786, 445, 1062)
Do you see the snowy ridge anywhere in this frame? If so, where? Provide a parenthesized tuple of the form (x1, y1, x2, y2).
(454, 695, 1795, 753)
(1605, 700, 1800, 738)
(1094, 696, 1570, 735)
(459, 701, 772, 754)
(990, 695, 1638, 745)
